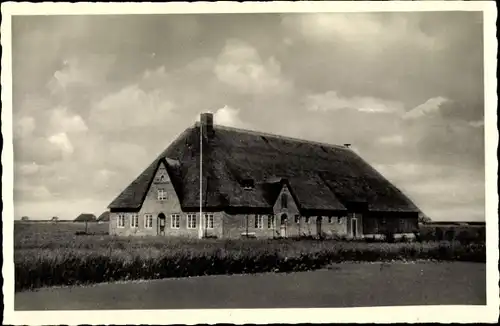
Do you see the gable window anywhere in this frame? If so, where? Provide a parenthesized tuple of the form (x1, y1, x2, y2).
(157, 189, 167, 201)
(130, 213, 139, 228)
(204, 214, 214, 229)
(118, 214, 125, 228)
(242, 179, 255, 190)
(254, 215, 264, 229)
(294, 215, 300, 223)
(144, 214, 153, 228)
(268, 215, 275, 228)
(171, 214, 180, 229)
(305, 216, 310, 224)
(281, 193, 288, 208)
(187, 214, 197, 229)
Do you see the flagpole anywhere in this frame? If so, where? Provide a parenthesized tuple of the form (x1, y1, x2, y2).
(199, 117, 203, 239)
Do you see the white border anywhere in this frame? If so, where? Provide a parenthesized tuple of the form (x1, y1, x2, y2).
(2, 1, 498, 324)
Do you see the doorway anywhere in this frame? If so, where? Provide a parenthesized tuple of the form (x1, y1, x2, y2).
(280, 213, 287, 238)
(351, 217, 357, 238)
(316, 216, 322, 237)
(158, 213, 166, 235)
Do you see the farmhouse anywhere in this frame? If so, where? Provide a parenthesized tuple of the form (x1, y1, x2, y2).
(74, 213, 97, 222)
(108, 113, 420, 239)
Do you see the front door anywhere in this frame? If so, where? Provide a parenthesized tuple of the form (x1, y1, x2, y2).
(280, 214, 287, 237)
(351, 218, 357, 238)
(316, 216, 322, 237)
(158, 213, 166, 235)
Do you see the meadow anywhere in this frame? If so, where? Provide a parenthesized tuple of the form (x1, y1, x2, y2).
(14, 221, 486, 292)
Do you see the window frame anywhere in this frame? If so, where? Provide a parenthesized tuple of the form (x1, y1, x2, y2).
(144, 214, 153, 228)
(254, 215, 264, 229)
(268, 215, 275, 229)
(171, 214, 180, 229)
(117, 213, 126, 228)
(130, 213, 139, 228)
(187, 214, 197, 229)
(157, 188, 167, 201)
(204, 214, 214, 229)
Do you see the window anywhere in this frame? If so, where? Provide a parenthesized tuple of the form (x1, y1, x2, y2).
(130, 213, 139, 228)
(242, 179, 254, 190)
(187, 214, 197, 229)
(171, 214, 180, 229)
(144, 214, 153, 228)
(305, 216, 310, 224)
(294, 215, 300, 223)
(254, 215, 264, 229)
(268, 215, 275, 228)
(118, 214, 125, 228)
(281, 193, 288, 208)
(328, 216, 333, 223)
(204, 214, 214, 229)
(158, 189, 166, 201)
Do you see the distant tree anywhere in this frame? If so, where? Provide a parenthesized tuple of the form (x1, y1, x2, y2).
(21, 216, 30, 221)
(418, 213, 432, 225)
(74, 213, 97, 233)
(51, 216, 59, 223)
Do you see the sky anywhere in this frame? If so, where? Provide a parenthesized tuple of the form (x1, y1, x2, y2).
(12, 12, 485, 221)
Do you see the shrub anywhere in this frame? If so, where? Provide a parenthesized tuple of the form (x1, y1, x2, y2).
(13, 223, 486, 292)
(14, 238, 486, 292)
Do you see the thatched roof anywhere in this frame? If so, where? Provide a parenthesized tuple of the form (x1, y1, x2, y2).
(74, 213, 97, 222)
(97, 211, 110, 222)
(109, 123, 420, 215)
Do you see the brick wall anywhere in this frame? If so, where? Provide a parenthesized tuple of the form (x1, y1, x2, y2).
(110, 162, 223, 238)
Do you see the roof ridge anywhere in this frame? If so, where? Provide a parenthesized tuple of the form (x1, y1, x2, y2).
(194, 122, 350, 150)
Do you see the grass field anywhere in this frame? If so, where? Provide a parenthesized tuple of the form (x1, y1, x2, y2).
(14, 221, 486, 292)
(15, 261, 486, 310)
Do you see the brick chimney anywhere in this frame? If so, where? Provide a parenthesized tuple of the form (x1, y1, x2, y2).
(200, 112, 214, 137)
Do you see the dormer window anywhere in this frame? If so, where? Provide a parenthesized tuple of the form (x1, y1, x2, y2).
(242, 179, 254, 190)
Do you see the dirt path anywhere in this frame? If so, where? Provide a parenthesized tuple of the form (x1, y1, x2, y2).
(15, 262, 486, 310)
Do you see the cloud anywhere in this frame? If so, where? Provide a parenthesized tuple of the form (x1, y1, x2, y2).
(89, 84, 176, 131)
(49, 106, 88, 133)
(372, 162, 484, 221)
(213, 105, 248, 128)
(17, 162, 40, 176)
(47, 54, 116, 95)
(15, 184, 53, 201)
(48, 132, 74, 155)
(281, 13, 439, 53)
(305, 91, 404, 114)
(403, 96, 450, 120)
(377, 134, 405, 146)
(214, 39, 292, 95)
(14, 116, 36, 139)
(468, 120, 484, 128)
